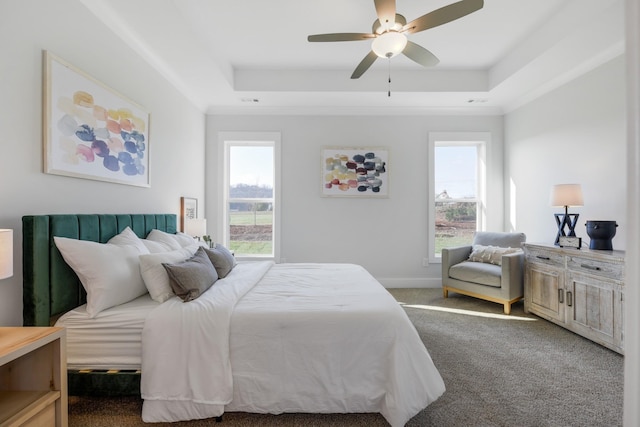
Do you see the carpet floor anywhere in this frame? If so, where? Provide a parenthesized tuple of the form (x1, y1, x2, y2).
(69, 288, 623, 426)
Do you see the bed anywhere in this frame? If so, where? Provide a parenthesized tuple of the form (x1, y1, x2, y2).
(22, 214, 445, 426)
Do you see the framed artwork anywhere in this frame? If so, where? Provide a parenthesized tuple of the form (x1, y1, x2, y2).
(180, 197, 198, 232)
(43, 50, 150, 187)
(322, 147, 389, 197)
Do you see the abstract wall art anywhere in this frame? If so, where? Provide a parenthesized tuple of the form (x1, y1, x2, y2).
(43, 50, 150, 187)
(322, 147, 389, 197)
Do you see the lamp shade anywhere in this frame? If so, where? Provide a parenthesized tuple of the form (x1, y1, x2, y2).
(372, 31, 407, 58)
(0, 229, 13, 280)
(550, 184, 584, 207)
(184, 218, 207, 237)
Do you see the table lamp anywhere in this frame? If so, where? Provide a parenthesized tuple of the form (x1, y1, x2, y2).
(0, 229, 13, 279)
(550, 184, 583, 245)
(185, 218, 207, 241)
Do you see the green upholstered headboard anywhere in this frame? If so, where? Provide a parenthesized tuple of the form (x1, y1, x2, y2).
(22, 214, 177, 326)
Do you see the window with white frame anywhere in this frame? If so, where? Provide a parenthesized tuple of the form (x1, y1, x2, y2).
(219, 132, 281, 259)
(428, 133, 487, 263)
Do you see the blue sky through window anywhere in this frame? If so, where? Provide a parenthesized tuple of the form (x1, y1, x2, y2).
(435, 145, 477, 199)
(229, 145, 274, 188)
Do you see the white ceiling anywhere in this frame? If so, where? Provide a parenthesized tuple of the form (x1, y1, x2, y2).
(80, 0, 624, 115)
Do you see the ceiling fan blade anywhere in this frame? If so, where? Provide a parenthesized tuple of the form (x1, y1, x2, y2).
(402, 41, 440, 67)
(404, 0, 483, 34)
(374, 0, 396, 29)
(308, 33, 375, 42)
(351, 51, 378, 79)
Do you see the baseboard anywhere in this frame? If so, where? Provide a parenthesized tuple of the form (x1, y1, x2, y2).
(377, 277, 442, 289)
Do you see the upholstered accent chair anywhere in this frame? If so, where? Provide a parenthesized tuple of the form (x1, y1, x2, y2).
(441, 231, 526, 314)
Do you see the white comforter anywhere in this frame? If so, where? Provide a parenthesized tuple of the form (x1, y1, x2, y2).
(141, 262, 445, 426)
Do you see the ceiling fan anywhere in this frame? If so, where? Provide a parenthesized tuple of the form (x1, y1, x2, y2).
(307, 0, 484, 79)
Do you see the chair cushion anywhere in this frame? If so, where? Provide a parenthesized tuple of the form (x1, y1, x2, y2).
(449, 261, 502, 288)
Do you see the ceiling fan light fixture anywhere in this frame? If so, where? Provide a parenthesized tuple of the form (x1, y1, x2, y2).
(371, 31, 407, 59)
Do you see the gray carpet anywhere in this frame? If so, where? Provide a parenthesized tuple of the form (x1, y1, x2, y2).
(69, 289, 623, 426)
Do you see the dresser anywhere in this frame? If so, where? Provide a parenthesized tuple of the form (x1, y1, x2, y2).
(523, 243, 625, 354)
(0, 327, 67, 426)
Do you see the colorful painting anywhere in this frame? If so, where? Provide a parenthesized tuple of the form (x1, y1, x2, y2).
(322, 147, 389, 197)
(43, 51, 150, 187)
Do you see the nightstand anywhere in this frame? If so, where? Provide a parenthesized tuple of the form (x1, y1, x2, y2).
(0, 327, 67, 427)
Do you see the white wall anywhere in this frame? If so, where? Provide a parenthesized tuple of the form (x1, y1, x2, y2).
(624, 0, 640, 423)
(206, 114, 503, 287)
(504, 55, 626, 249)
(0, 0, 206, 326)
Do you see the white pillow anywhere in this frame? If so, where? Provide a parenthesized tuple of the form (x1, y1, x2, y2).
(141, 239, 174, 253)
(175, 232, 198, 247)
(146, 229, 183, 250)
(107, 226, 150, 254)
(54, 236, 148, 318)
(468, 245, 522, 266)
(139, 246, 197, 302)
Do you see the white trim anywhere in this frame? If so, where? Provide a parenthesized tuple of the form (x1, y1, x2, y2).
(218, 132, 281, 261)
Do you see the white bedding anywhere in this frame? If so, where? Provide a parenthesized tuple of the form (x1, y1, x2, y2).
(141, 262, 445, 427)
(55, 293, 159, 370)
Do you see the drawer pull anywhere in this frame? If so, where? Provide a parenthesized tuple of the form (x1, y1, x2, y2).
(536, 255, 551, 260)
(558, 289, 564, 304)
(566, 291, 573, 307)
(580, 264, 602, 271)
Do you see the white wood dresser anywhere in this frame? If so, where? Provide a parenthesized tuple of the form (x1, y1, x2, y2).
(523, 243, 625, 354)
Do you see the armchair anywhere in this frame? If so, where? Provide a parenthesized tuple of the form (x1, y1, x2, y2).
(441, 231, 526, 315)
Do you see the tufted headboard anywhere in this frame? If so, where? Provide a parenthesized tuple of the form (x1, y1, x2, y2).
(22, 214, 177, 326)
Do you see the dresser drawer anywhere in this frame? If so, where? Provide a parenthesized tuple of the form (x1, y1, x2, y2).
(567, 255, 624, 281)
(525, 246, 564, 268)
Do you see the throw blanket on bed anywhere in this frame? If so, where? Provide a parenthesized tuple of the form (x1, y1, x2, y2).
(141, 260, 274, 422)
(142, 262, 445, 426)
(226, 263, 445, 427)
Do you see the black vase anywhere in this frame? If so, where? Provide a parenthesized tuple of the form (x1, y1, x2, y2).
(585, 220, 618, 250)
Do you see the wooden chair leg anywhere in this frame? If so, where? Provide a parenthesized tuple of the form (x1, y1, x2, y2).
(503, 303, 511, 315)
(443, 288, 449, 298)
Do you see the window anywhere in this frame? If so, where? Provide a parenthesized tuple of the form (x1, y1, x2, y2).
(220, 132, 281, 259)
(428, 133, 487, 263)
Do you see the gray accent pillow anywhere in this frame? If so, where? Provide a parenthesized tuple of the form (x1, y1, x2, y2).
(162, 247, 219, 302)
(203, 244, 237, 278)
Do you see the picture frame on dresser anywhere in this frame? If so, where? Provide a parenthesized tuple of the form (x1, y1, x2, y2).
(180, 197, 198, 232)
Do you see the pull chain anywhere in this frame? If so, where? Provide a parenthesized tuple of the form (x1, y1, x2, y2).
(387, 57, 391, 97)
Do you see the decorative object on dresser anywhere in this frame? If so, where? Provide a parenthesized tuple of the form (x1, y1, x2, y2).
(558, 236, 582, 249)
(0, 327, 68, 427)
(441, 231, 526, 315)
(0, 228, 12, 279)
(523, 243, 624, 354)
(585, 220, 618, 250)
(179, 196, 198, 232)
(550, 184, 583, 245)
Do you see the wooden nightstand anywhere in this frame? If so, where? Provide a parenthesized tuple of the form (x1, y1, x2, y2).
(0, 327, 67, 427)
